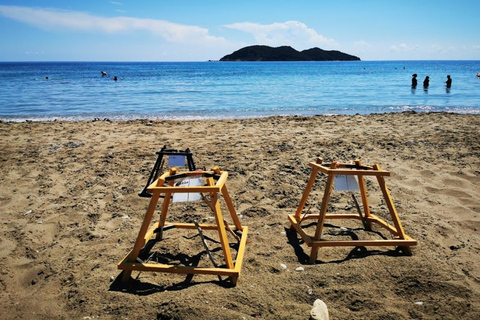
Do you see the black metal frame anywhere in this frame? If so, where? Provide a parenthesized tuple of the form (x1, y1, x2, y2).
(138, 146, 196, 197)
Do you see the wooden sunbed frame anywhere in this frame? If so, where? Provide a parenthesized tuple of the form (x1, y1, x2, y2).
(118, 167, 248, 285)
(288, 158, 417, 263)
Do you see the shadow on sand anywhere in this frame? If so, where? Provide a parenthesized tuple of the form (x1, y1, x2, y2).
(285, 224, 408, 265)
(109, 235, 238, 295)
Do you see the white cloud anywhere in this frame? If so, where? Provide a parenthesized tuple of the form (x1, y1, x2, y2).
(354, 40, 370, 47)
(24, 51, 45, 55)
(390, 43, 418, 52)
(353, 40, 372, 52)
(428, 44, 443, 53)
(0, 5, 227, 44)
(224, 21, 338, 49)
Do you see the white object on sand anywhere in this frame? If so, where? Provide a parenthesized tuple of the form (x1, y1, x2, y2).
(310, 299, 329, 320)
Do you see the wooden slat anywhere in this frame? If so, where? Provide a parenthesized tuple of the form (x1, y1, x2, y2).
(147, 185, 220, 193)
(118, 262, 239, 276)
(222, 184, 243, 231)
(294, 167, 319, 219)
(163, 222, 236, 231)
(308, 162, 391, 176)
(288, 215, 312, 245)
(214, 171, 228, 189)
(234, 226, 249, 273)
(374, 163, 408, 240)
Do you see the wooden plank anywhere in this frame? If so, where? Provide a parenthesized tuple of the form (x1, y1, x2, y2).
(154, 171, 171, 187)
(144, 224, 158, 242)
(156, 179, 175, 240)
(120, 193, 161, 281)
(374, 164, 408, 240)
(208, 180, 234, 270)
(214, 171, 228, 189)
(129, 194, 160, 259)
(147, 185, 220, 193)
(294, 167, 320, 219)
(221, 184, 243, 231)
(288, 215, 313, 245)
(312, 170, 335, 241)
(234, 226, 248, 273)
(118, 262, 240, 276)
(163, 222, 232, 230)
(367, 214, 400, 235)
(309, 162, 391, 176)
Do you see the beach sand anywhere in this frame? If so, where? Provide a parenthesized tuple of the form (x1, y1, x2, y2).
(0, 112, 479, 319)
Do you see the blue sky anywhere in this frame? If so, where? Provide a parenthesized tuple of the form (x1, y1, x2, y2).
(0, 0, 479, 61)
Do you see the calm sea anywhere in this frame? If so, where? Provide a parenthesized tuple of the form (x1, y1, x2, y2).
(0, 61, 479, 121)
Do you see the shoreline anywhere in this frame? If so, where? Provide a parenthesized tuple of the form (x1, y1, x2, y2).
(1, 112, 479, 319)
(1, 110, 480, 123)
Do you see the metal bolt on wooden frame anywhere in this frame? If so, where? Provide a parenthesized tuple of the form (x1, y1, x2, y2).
(118, 167, 248, 285)
(288, 158, 417, 263)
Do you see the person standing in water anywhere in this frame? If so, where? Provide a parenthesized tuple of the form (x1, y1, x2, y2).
(423, 76, 429, 88)
(445, 75, 452, 88)
(411, 74, 418, 88)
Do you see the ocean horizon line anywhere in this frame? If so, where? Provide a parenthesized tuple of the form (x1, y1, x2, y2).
(1, 59, 480, 63)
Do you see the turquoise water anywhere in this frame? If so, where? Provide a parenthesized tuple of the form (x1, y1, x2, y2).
(0, 61, 479, 121)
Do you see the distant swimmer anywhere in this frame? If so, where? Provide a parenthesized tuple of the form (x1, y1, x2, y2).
(101, 71, 107, 76)
(113, 76, 118, 81)
(45, 76, 49, 80)
(477, 73, 480, 78)
(423, 76, 429, 88)
(411, 73, 418, 88)
(445, 75, 452, 88)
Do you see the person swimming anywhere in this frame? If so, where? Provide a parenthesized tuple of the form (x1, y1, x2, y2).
(101, 71, 107, 76)
(113, 76, 118, 81)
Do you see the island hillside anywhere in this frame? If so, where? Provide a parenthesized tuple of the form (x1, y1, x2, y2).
(220, 45, 360, 61)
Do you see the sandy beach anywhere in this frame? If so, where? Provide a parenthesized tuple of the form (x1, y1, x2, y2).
(0, 112, 479, 319)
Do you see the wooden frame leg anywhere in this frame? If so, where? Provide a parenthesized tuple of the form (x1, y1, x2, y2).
(357, 174, 373, 230)
(211, 192, 234, 269)
(206, 177, 235, 271)
(294, 167, 320, 221)
(373, 164, 411, 254)
(121, 192, 161, 282)
(309, 173, 335, 263)
(222, 184, 243, 231)
(156, 194, 172, 240)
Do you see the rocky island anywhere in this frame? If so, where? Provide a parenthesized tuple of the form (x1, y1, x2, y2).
(220, 45, 360, 61)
